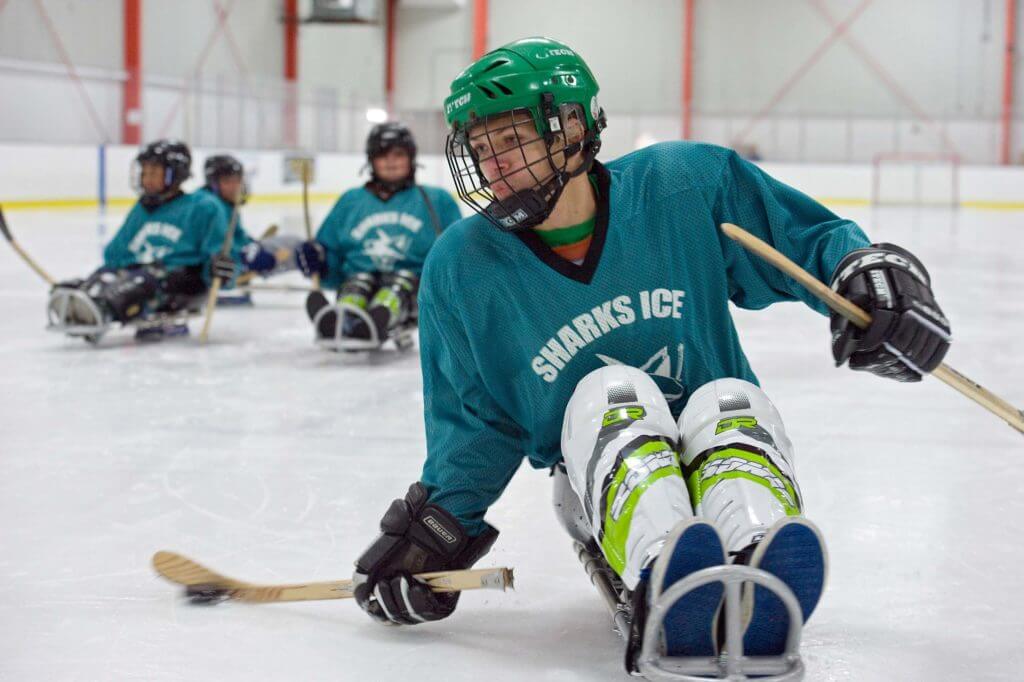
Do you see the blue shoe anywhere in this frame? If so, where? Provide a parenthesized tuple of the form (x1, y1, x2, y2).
(741, 517, 827, 656)
(648, 519, 726, 656)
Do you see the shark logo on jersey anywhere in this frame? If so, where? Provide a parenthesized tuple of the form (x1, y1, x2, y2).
(363, 228, 412, 272)
(128, 221, 182, 263)
(597, 342, 686, 403)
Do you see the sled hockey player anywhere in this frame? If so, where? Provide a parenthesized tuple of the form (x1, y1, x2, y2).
(47, 139, 234, 342)
(348, 38, 952, 678)
(295, 121, 462, 351)
(198, 154, 301, 285)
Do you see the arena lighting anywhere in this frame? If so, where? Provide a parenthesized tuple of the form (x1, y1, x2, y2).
(634, 133, 659, 150)
(365, 107, 389, 123)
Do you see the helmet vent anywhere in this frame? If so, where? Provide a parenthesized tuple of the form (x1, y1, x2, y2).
(493, 81, 513, 96)
(477, 84, 496, 99)
(482, 58, 510, 72)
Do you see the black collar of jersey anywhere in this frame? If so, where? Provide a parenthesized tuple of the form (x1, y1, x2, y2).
(514, 160, 610, 285)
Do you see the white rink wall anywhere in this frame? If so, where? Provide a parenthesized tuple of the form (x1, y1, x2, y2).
(0, 143, 457, 207)
(1, 142, 1022, 210)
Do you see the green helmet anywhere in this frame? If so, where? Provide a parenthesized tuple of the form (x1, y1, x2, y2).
(444, 37, 607, 232)
(445, 36, 605, 139)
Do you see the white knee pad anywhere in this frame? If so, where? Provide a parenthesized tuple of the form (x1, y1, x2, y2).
(678, 378, 802, 555)
(561, 365, 693, 588)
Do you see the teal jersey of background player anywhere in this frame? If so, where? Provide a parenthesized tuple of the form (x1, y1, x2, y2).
(196, 186, 253, 259)
(102, 191, 229, 279)
(314, 184, 462, 289)
(418, 141, 872, 535)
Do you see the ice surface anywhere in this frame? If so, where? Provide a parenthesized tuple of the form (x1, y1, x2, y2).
(0, 203, 1022, 681)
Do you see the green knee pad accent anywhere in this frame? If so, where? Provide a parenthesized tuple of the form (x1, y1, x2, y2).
(600, 438, 684, 576)
(370, 288, 401, 317)
(339, 293, 367, 309)
(684, 445, 801, 516)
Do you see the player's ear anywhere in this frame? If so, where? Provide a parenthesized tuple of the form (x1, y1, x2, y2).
(563, 106, 585, 145)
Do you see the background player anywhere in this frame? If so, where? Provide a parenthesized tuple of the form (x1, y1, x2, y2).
(47, 139, 234, 341)
(348, 37, 951, 671)
(199, 154, 301, 284)
(294, 122, 462, 350)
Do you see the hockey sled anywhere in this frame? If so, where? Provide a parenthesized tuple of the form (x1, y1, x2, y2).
(575, 542, 805, 681)
(47, 287, 197, 345)
(312, 300, 415, 353)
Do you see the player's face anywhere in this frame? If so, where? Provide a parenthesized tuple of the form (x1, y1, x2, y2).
(468, 111, 558, 200)
(217, 174, 244, 204)
(372, 148, 411, 183)
(140, 162, 166, 194)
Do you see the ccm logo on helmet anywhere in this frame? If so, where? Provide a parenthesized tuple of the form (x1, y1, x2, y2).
(423, 515, 458, 544)
(445, 93, 472, 115)
(535, 48, 574, 59)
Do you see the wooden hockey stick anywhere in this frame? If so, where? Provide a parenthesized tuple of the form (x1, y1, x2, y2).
(720, 222, 1024, 435)
(299, 159, 321, 290)
(0, 206, 57, 285)
(258, 223, 279, 240)
(198, 204, 241, 343)
(152, 550, 514, 603)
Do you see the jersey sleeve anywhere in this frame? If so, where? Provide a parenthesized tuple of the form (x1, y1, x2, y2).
(418, 271, 526, 535)
(231, 221, 254, 260)
(195, 199, 230, 281)
(710, 149, 871, 315)
(435, 190, 464, 231)
(102, 205, 141, 268)
(315, 196, 350, 289)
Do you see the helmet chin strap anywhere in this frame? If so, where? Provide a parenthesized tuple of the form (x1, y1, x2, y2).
(365, 159, 417, 196)
(140, 186, 182, 210)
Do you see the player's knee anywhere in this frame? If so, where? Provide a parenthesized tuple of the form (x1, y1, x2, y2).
(561, 365, 678, 465)
(678, 378, 793, 463)
(383, 269, 418, 291)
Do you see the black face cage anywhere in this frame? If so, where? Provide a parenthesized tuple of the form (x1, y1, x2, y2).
(446, 103, 600, 232)
(131, 150, 191, 199)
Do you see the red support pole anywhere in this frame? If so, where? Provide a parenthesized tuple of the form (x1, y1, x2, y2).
(1001, 0, 1017, 165)
(283, 0, 298, 147)
(473, 0, 487, 59)
(682, 0, 694, 140)
(385, 0, 396, 115)
(122, 0, 142, 144)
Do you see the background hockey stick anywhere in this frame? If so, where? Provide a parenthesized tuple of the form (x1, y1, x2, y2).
(237, 281, 315, 293)
(720, 222, 1024, 436)
(152, 550, 514, 604)
(0, 206, 57, 285)
(198, 203, 241, 343)
(299, 158, 320, 290)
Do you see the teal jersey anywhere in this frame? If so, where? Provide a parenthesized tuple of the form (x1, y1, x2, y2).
(314, 184, 463, 289)
(418, 142, 871, 534)
(196, 186, 253, 260)
(103, 192, 229, 278)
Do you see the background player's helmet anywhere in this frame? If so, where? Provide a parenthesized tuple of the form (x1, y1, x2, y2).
(203, 154, 248, 205)
(132, 139, 192, 209)
(443, 37, 606, 232)
(366, 121, 417, 192)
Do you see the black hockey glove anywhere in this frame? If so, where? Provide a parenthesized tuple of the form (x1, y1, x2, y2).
(353, 482, 498, 625)
(295, 240, 327, 278)
(210, 254, 236, 282)
(830, 243, 951, 382)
